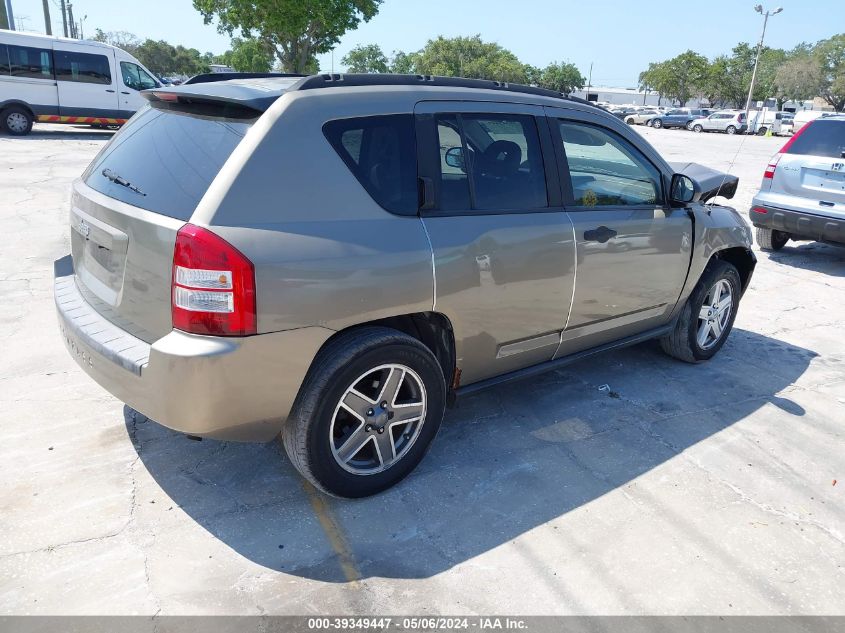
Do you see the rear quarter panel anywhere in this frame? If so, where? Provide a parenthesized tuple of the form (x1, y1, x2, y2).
(192, 90, 434, 334)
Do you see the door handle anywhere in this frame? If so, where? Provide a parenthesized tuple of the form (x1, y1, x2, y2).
(120, 91, 131, 95)
(583, 226, 618, 243)
(105, 89, 115, 93)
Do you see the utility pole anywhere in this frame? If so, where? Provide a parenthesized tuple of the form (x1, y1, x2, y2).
(41, 0, 51, 35)
(744, 5, 783, 133)
(60, 0, 68, 37)
(4, 0, 15, 30)
(67, 2, 75, 38)
(586, 62, 593, 99)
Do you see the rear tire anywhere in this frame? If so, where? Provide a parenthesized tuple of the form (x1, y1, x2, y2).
(726, 125, 737, 135)
(1, 106, 33, 136)
(685, 121, 694, 131)
(660, 260, 741, 363)
(283, 327, 446, 498)
(756, 227, 789, 251)
(757, 127, 768, 136)
(652, 119, 663, 129)
(693, 124, 703, 133)
(625, 117, 636, 125)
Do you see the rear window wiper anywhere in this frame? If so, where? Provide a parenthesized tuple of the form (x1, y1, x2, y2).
(101, 168, 146, 196)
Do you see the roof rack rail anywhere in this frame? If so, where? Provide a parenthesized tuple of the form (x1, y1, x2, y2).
(295, 73, 602, 109)
(183, 72, 308, 85)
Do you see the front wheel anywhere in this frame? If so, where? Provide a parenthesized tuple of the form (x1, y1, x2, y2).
(660, 260, 741, 363)
(652, 119, 663, 129)
(625, 117, 636, 125)
(726, 125, 737, 135)
(283, 327, 446, 498)
(756, 227, 789, 251)
(693, 124, 703, 133)
(1, 106, 33, 136)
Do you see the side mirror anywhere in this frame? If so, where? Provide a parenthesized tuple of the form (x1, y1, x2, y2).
(670, 173, 701, 205)
(444, 147, 465, 170)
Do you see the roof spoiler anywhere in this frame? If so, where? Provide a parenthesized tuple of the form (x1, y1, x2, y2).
(141, 89, 268, 118)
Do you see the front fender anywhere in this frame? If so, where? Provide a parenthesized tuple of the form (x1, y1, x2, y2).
(673, 203, 755, 313)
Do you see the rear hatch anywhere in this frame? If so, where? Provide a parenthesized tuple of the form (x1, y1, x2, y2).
(773, 118, 845, 219)
(72, 98, 258, 343)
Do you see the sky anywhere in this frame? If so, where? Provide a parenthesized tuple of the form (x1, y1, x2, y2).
(6, 0, 843, 86)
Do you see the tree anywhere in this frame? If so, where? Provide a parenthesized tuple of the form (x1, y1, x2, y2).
(662, 50, 709, 106)
(192, 0, 383, 73)
(397, 35, 527, 82)
(91, 29, 140, 55)
(342, 43, 389, 73)
(814, 34, 845, 111)
(775, 56, 823, 108)
(639, 62, 671, 105)
(537, 61, 584, 95)
(222, 37, 274, 72)
(134, 40, 210, 76)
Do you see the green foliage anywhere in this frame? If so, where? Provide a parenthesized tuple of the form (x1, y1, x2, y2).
(814, 34, 845, 111)
(134, 39, 210, 76)
(218, 37, 275, 72)
(774, 56, 823, 107)
(192, 0, 382, 73)
(389, 50, 419, 74)
(342, 43, 389, 73)
(537, 61, 585, 95)
(642, 34, 845, 111)
(399, 35, 528, 82)
(90, 29, 141, 55)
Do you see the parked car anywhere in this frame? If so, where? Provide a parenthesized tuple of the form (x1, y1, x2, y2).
(54, 74, 755, 497)
(624, 108, 661, 125)
(0, 29, 160, 136)
(750, 114, 845, 250)
(652, 108, 714, 130)
(690, 111, 748, 135)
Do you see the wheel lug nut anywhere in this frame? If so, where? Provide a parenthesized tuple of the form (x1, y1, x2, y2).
(380, 401, 388, 409)
(367, 408, 374, 416)
(365, 424, 373, 432)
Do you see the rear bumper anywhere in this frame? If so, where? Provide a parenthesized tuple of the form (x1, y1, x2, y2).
(55, 262, 333, 441)
(749, 202, 845, 245)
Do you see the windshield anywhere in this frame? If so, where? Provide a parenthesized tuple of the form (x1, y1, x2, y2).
(83, 105, 254, 220)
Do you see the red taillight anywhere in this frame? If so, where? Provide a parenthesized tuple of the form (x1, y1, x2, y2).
(152, 91, 179, 102)
(752, 206, 768, 214)
(171, 224, 256, 336)
(763, 153, 781, 179)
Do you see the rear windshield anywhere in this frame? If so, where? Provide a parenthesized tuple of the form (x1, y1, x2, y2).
(84, 105, 254, 220)
(786, 119, 845, 159)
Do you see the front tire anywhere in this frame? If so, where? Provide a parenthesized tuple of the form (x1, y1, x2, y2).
(1, 106, 33, 136)
(756, 226, 789, 251)
(693, 124, 703, 133)
(652, 119, 663, 129)
(283, 327, 446, 498)
(660, 260, 741, 363)
(625, 117, 636, 125)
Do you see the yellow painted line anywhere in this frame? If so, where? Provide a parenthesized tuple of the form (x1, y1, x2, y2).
(301, 480, 361, 585)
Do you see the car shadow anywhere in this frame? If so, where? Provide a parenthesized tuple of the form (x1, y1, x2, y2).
(126, 328, 814, 582)
(6, 125, 115, 141)
(764, 241, 845, 278)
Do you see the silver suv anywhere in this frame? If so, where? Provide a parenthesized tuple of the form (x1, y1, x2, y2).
(751, 115, 845, 250)
(55, 74, 755, 497)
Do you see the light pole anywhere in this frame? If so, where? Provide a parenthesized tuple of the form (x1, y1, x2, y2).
(744, 5, 782, 133)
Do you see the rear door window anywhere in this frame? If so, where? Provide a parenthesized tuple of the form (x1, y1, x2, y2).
(323, 114, 418, 214)
(83, 105, 253, 220)
(785, 120, 845, 159)
(432, 113, 548, 212)
(55, 50, 112, 84)
(8, 45, 53, 79)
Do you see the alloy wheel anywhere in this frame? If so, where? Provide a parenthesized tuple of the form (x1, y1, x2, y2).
(329, 364, 427, 475)
(696, 279, 733, 350)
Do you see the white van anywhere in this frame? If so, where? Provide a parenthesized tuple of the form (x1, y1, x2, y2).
(0, 29, 161, 135)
